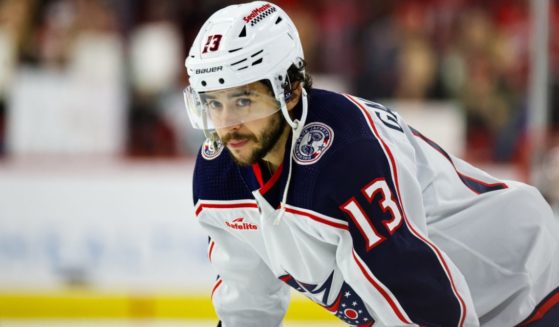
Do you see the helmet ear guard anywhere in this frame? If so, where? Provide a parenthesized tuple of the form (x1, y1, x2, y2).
(282, 72, 294, 102)
(284, 91, 293, 102)
(278, 55, 308, 104)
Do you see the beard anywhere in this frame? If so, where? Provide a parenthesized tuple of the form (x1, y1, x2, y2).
(220, 112, 287, 166)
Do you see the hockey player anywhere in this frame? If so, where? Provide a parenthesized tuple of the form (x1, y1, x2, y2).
(183, 2, 559, 326)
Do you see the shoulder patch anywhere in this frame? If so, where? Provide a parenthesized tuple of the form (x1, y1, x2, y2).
(201, 138, 224, 160)
(293, 122, 334, 165)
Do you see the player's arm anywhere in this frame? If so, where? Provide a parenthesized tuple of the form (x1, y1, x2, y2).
(316, 138, 478, 326)
(201, 225, 290, 327)
(192, 149, 290, 326)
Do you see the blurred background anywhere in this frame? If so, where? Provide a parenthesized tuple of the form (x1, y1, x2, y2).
(0, 0, 558, 326)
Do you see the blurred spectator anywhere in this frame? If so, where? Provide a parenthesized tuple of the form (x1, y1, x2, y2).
(6, 0, 126, 157)
(393, 1, 437, 100)
(551, 3, 559, 136)
(0, 0, 557, 166)
(126, 0, 184, 157)
(0, 0, 36, 155)
(538, 140, 559, 213)
(354, 2, 401, 100)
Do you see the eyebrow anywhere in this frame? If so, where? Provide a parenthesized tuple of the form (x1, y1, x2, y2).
(203, 90, 253, 100)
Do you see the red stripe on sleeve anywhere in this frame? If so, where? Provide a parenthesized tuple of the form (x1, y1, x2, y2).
(284, 207, 349, 230)
(211, 279, 223, 299)
(195, 202, 259, 216)
(352, 250, 411, 324)
(208, 241, 215, 262)
(519, 290, 559, 325)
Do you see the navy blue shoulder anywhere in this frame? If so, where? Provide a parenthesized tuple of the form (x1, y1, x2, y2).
(192, 144, 254, 204)
(288, 89, 393, 217)
(305, 89, 377, 145)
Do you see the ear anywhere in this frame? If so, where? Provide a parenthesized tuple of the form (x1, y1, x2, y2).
(286, 83, 302, 111)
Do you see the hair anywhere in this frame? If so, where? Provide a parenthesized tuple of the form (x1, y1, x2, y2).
(286, 58, 313, 94)
(261, 59, 312, 101)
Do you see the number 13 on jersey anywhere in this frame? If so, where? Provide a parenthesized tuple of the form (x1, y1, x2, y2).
(340, 178, 403, 251)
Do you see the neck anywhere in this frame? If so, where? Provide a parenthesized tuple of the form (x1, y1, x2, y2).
(263, 124, 292, 173)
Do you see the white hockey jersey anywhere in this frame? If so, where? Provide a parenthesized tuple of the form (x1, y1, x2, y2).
(192, 89, 559, 327)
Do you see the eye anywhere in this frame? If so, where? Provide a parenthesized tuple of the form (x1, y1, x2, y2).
(206, 100, 223, 110)
(236, 98, 252, 107)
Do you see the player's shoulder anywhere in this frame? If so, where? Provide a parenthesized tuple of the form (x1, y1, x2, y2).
(306, 89, 388, 144)
(295, 90, 402, 179)
(289, 90, 393, 204)
(290, 91, 406, 223)
(295, 89, 390, 165)
(193, 139, 253, 202)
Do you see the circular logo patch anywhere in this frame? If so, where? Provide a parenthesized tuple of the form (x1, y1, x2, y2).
(201, 138, 224, 160)
(293, 122, 334, 165)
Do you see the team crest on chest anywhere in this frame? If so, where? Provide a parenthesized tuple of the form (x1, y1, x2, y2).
(201, 138, 224, 160)
(293, 122, 334, 165)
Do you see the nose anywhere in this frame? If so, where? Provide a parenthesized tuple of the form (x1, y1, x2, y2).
(217, 114, 243, 135)
(217, 123, 242, 143)
(213, 104, 244, 128)
(220, 123, 242, 135)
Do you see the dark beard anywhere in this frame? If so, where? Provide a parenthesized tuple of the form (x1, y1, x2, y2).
(223, 113, 287, 166)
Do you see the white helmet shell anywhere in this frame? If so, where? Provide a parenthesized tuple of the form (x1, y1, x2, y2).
(185, 1, 304, 94)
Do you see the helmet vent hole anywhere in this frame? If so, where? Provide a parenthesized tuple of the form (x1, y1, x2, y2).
(275, 17, 283, 24)
(238, 66, 249, 71)
(238, 26, 247, 38)
(201, 81, 207, 86)
(231, 58, 247, 66)
(251, 49, 264, 57)
(219, 78, 225, 84)
(229, 48, 243, 53)
(252, 58, 263, 66)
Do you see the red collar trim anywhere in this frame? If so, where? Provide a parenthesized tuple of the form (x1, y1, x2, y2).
(251, 163, 265, 188)
(251, 162, 284, 195)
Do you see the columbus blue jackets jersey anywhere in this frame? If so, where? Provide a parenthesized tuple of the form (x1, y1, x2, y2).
(192, 89, 559, 327)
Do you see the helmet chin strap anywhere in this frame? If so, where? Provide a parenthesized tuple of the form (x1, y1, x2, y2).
(274, 86, 308, 225)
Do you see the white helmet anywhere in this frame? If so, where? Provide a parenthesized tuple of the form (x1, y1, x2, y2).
(183, 1, 306, 134)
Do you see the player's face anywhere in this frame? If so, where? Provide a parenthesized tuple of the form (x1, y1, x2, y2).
(212, 83, 287, 166)
(202, 81, 281, 129)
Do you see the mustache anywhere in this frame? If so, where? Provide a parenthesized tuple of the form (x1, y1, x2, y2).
(221, 131, 257, 144)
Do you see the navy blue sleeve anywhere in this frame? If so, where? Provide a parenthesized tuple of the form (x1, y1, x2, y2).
(313, 138, 463, 326)
(193, 147, 254, 204)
